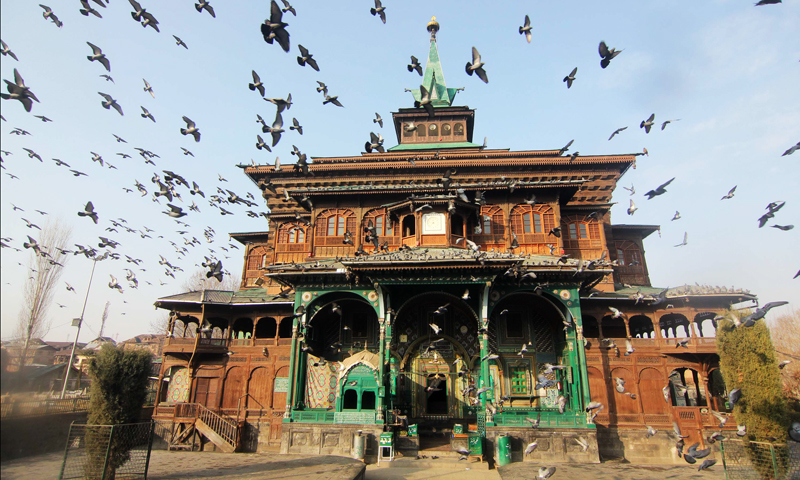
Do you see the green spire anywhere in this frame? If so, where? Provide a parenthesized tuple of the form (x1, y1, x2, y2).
(408, 17, 462, 107)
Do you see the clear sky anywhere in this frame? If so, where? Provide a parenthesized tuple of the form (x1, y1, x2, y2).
(1, 1, 798, 345)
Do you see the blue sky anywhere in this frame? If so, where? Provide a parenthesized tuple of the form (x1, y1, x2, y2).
(1, 1, 798, 344)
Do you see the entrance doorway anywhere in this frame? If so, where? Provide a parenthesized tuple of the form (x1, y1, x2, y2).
(426, 374, 448, 415)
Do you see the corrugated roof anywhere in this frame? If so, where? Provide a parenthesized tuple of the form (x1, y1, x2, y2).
(388, 142, 482, 151)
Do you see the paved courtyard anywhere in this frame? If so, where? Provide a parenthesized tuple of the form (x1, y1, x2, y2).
(1, 451, 729, 480)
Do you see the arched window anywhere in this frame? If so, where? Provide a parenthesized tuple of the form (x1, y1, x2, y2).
(428, 124, 438, 137)
(316, 209, 355, 240)
(454, 123, 464, 137)
(561, 214, 602, 254)
(479, 206, 504, 235)
(567, 222, 589, 239)
(278, 223, 307, 244)
(442, 124, 451, 136)
(416, 124, 426, 137)
(510, 205, 556, 255)
(342, 390, 358, 410)
(245, 246, 270, 287)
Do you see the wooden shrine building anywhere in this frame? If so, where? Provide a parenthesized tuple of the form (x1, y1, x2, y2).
(152, 19, 756, 464)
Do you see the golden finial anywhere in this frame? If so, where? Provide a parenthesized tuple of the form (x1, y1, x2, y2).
(427, 16, 440, 37)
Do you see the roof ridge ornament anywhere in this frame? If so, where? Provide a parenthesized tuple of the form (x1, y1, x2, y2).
(427, 16, 439, 39)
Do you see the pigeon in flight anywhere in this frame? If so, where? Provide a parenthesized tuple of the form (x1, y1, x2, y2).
(741, 301, 788, 327)
(100, 74, 114, 82)
(266, 93, 292, 112)
(414, 85, 434, 118)
(142, 78, 155, 98)
(78, 201, 98, 224)
(280, 0, 296, 16)
(98, 93, 123, 116)
(256, 135, 271, 151)
(370, 0, 387, 23)
(180, 116, 201, 142)
(129, 0, 160, 32)
(40, 5, 63, 28)
(289, 117, 303, 135)
(296, 45, 319, 71)
(465, 47, 488, 83)
(373, 112, 383, 128)
(80, 0, 103, 19)
(559, 139, 574, 155)
(140, 106, 155, 122)
(781, 141, 799, 156)
(608, 126, 627, 140)
(323, 94, 343, 107)
(640, 113, 656, 133)
(408, 56, 422, 76)
(672, 211, 681, 221)
(365, 132, 385, 153)
(661, 119, 680, 130)
(173, 35, 188, 49)
(249, 70, 265, 96)
(23, 148, 42, 162)
(261, 0, 291, 53)
(563, 67, 577, 88)
(195, 1, 215, 17)
(207, 260, 223, 282)
(163, 204, 187, 218)
(644, 177, 675, 199)
(674, 232, 688, 247)
(721, 186, 737, 200)
(519, 15, 532, 43)
(1, 69, 40, 112)
(598, 41, 622, 68)
(109, 275, 123, 293)
(316, 81, 328, 96)
(267, 112, 285, 146)
(627, 199, 638, 215)
(1, 40, 18, 61)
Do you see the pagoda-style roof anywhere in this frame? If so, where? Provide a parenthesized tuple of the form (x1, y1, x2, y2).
(610, 224, 661, 239)
(406, 17, 463, 109)
(230, 231, 270, 245)
(580, 284, 756, 304)
(154, 289, 294, 309)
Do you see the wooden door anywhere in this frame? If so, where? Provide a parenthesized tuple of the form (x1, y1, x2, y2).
(222, 366, 245, 409)
(193, 377, 219, 408)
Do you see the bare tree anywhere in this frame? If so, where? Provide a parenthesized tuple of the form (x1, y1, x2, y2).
(177, 268, 240, 293)
(769, 307, 800, 401)
(149, 312, 170, 335)
(15, 219, 72, 374)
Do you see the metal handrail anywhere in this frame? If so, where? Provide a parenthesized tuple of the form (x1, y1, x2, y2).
(196, 403, 238, 448)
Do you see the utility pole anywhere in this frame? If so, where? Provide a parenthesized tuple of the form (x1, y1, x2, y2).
(60, 255, 102, 399)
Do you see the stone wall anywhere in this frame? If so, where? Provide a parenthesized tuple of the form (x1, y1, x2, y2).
(485, 427, 600, 463)
(595, 426, 729, 464)
(280, 423, 383, 461)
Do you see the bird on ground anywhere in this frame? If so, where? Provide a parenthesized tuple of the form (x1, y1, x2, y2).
(365, 132, 385, 153)
(674, 232, 688, 247)
(80, 1, 103, 19)
(537, 467, 556, 479)
(195, 1, 215, 17)
(413, 84, 434, 118)
(296, 45, 319, 71)
(261, 0, 291, 52)
(721, 186, 737, 200)
(322, 94, 343, 107)
(1, 40, 18, 61)
(408, 56, 422, 76)
(736, 425, 747, 437)
(644, 178, 675, 199)
(741, 301, 788, 327)
(373, 112, 383, 128)
(370, 0, 386, 23)
(140, 106, 155, 122)
(608, 126, 627, 140)
(98, 93, 123, 116)
(290, 117, 303, 135)
(563, 67, 577, 88)
(142, 78, 154, 98)
(2, 69, 40, 112)
(86, 42, 111, 71)
(40, 5, 63, 28)
(640, 114, 656, 133)
(519, 15, 532, 43)
(78, 201, 98, 224)
(598, 41, 622, 68)
(180, 116, 201, 142)
(465, 47, 488, 83)
(266, 93, 293, 112)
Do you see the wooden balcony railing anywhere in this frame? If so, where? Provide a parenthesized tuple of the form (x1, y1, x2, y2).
(586, 336, 718, 352)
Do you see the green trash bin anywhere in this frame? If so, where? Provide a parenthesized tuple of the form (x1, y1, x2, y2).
(468, 433, 483, 457)
(496, 434, 512, 466)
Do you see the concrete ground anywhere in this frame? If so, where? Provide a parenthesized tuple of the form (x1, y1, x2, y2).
(0, 451, 729, 480)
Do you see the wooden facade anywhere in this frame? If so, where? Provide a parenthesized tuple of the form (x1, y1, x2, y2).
(152, 21, 757, 462)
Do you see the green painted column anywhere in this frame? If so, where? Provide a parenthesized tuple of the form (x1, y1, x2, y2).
(376, 285, 386, 423)
(283, 312, 300, 421)
(566, 289, 592, 424)
(479, 283, 492, 428)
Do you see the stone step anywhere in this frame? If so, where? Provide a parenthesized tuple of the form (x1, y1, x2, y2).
(376, 456, 490, 470)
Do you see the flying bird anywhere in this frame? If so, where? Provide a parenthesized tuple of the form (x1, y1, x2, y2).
(195, 1, 215, 17)
(261, 0, 291, 53)
(78, 201, 98, 224)
(142, 78, 154, 98)
(598, 41, 622, 68)
(721, 186, 737, 200)
(129, 0, 160, 32)
(674, 232, 688, 247)
(661, 119, 680, 130)
(627, 199, 637, 215)
(755, 0, 781, 5)
(465, 47, 488, 84)
(98, 93, 123, 116)
(519, 15, 532, 43)
(266, 93, 292, 112)
(1, 40, 19, 61)
(741, 301, 788, 327)
(365, 132, 385, 153)
(408, 56, 422, 76)
(373, 112, 383, 128)
(296, 45, 319, 71)
(108, 275, 123, 293)
(289, 117, 303, 135)
(79, 1, 103, 19)
(180, 116, 201, 142)
(1, 69, 40, 112)
(608, 126, 627, 140)
(644, 177, 675, 199)
(414, 85, 434, 118)
(280, 0, 296, 16)
(323, 94, 343, 107)
(672, 211, 681, 221)
(140, 106, 155, 122)
(640, 113, 656, 133)
(782, 141, 800, 156)
(40, 5, 63, 28)
(173, 35, 188, 49)
(370, 0, 387, 24)
(563, 67, 577, 88)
